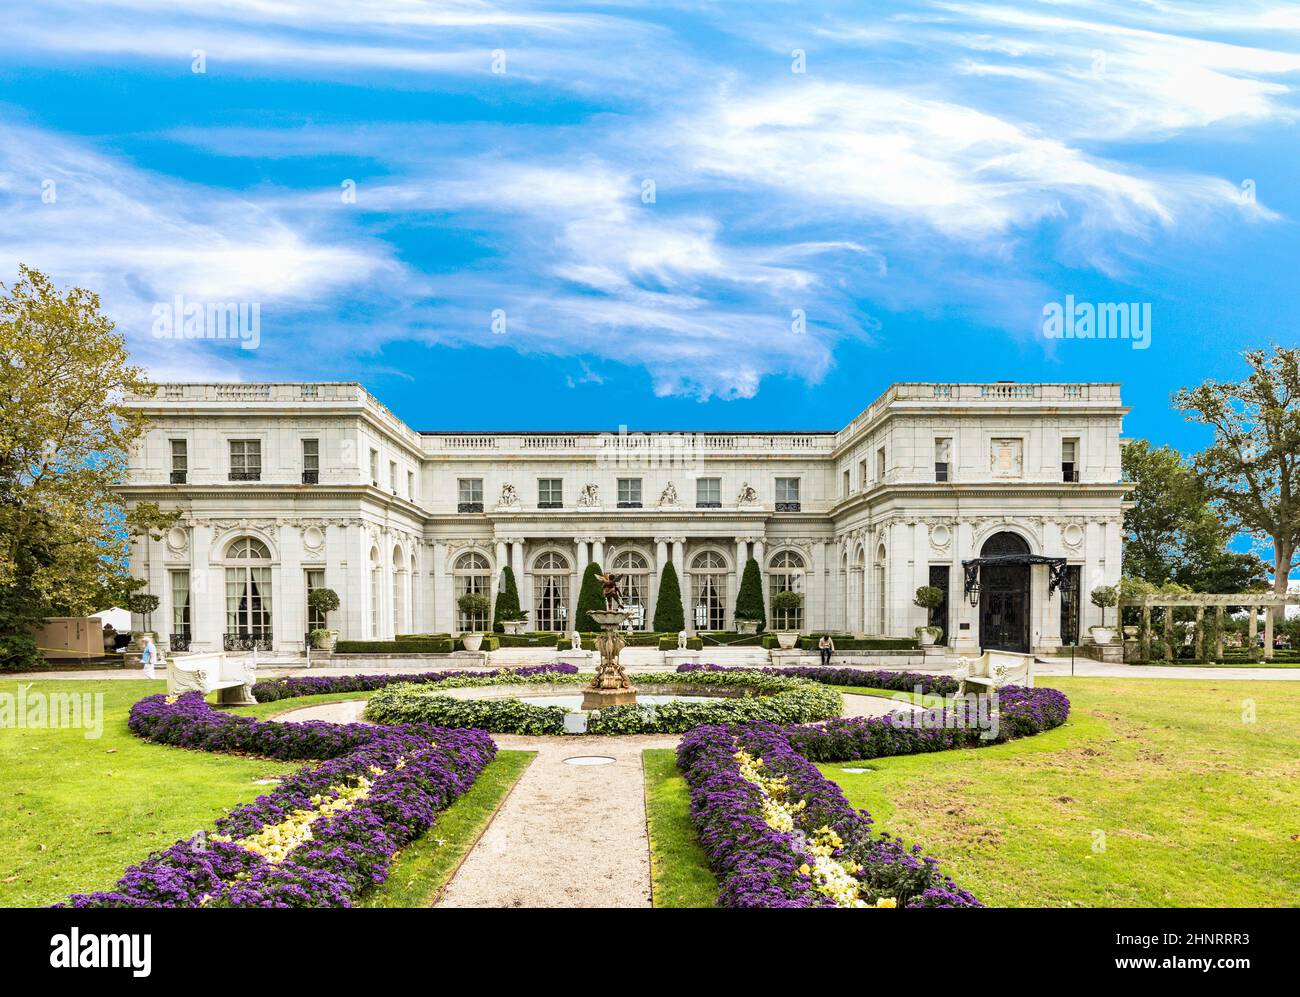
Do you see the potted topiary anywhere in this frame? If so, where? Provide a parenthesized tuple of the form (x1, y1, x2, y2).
(1090, 585, 1118, 645)
(733, 558, 766, 635)
(307, 587, 341, 650)
(912, 585, 945, 647)
(458, 592, 491, 651)
(770, 590, 804, 648)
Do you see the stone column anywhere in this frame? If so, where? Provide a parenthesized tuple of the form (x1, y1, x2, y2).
(652, 537, 668, 627)
(280, 524, 305, 651)
(431, 540, 449, 634)
(1263, 603, 1275, 660)
(592, 537, 605, 568)
(1215, 605, 1225, 661)
(1247, 605, 1258, 659)
(753, 538, 767, 609)
(576, 538, 589, 575)
(1195, 605, 1205, 661)
(191, 522, 220, 652)
(1141, 603, 1151, 661)
(811, 541, 827, 633)
(1164, 602, 1175, 661)
(672, 538, 688, 632)
(734, 537, 748, 619)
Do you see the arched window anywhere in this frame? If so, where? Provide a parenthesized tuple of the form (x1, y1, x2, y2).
(873, 543, 887, 634)
(224, 537, 272, 649)
(392, 545, 406, 636)
(455, 551, 491, 631)
(769, 550, 806, 631)
(612, 550, 650, 630)
(533, 551, 571, 631)
(690, 550, 728, 631)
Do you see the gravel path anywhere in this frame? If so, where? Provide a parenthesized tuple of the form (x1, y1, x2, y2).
(270, 690, 916, 907)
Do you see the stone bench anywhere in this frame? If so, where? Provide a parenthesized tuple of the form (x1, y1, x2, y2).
(954, 649, 1035, 695)
(167, 650, 258, 705)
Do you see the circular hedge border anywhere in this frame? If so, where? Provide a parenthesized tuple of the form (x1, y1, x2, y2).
(362, 670, 843, 735)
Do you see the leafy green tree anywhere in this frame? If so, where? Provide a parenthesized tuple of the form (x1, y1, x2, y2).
(652, 560, 685, 632)
(734, 557, 766, 630)
(0, 266, 176, 653)
(1122, 439, 1268, 591)
(1174, 346, 1300, 621)
(575, 562, 605, 631)
(492, 564, 523, 631)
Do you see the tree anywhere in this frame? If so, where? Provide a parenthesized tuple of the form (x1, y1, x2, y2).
(307, 587, 340, 624)
(734, 557, 766, 630)
(0, 266, 171, 645)
(492, 565, 524, 630)
(127, 592, 160, 633)
(1090, 585, 1118, 629)
(1174, 346, 1300, 622)
(652, 560, 685, 632)
(574, 561, 605, 632)
(1122, 439, 1268, 591)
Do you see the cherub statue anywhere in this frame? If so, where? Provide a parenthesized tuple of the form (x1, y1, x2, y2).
(498, 483, 519, 508)
(737, 482, 759, 505)
(595, 572, 625, 611)
(659, 481, 679, 507)
(578, 483, 599, 507)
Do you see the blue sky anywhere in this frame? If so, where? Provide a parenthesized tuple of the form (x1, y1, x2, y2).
(1, 0, 1298, 450)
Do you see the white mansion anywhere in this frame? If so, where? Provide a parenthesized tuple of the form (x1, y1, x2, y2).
(119, 381, 1128, 656)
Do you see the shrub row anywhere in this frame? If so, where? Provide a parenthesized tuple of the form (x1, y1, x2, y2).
(334, 635, 501, 654)
(58, 694, 495, 907)
(786, 685, 1072, 762)
(251, 663, 579, 703)
(677, 662, 960, 696)
(677, 722, 981, 908)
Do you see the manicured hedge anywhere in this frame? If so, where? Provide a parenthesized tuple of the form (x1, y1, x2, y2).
(364, 684, 569, 734)
(678, 722, 981, 908)
(333, 635, 500, 654)
(252, 663, 579, 703)
(58, 693, 495, 907)
(659, 635, 704, 651)
(759, 634, 919, 651)
(677, 662, 959, 696)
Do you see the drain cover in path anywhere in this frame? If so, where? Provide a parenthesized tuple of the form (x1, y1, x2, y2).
(563, 755, 617, 766)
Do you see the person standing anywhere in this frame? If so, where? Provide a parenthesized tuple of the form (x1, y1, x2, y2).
(818, 633, 834, 666)
(140, 635, 158, 679)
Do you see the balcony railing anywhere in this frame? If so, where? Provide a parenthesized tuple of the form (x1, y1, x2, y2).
(169, 633, 191, 653)
(617, 501, 643, 509)
(537, 501, 563, 509)
(775, 501, 802, 512)
(458, 501, 484, 513)
(224, 633, 273, 651)
(170, 470, 187, 484)
(302, 469, 319, 484)
(229, 469, 261, 482)
(696, 501, 722, 509)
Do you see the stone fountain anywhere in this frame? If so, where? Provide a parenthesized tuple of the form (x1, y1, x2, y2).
(581, 574, 639, 710)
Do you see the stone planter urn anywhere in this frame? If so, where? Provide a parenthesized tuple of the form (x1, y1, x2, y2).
(736, 619, 760, 636)
(501, 619, 526, 635)
(461, 633, 484, 652)
(1089, 626, 1115, 646)
(918, 629, 937, 648)
(776, 631, 799, 650)
(312, 630, 338, 652)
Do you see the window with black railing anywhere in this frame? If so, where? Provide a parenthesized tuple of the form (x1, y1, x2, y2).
(538, 478, 563, 508)
(302, 438, 319, 484)
(229, 439, 261, 481)
(170, 470, 188, 484)
(170, 439, 188, 485)
(775, 477, 801, 512)
(458, 477, 484, 512)
(696, 478, 721, 508)
(302, 470, 319, 484)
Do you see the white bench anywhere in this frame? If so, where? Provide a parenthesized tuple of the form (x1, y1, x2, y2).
(953, 650, 1035, 695)
(167, 650, 258, 705)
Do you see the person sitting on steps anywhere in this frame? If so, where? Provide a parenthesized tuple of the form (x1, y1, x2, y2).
(818, 633, 834, 666)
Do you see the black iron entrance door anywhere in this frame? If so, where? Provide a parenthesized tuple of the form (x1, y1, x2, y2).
(980, 563, 1030, 652)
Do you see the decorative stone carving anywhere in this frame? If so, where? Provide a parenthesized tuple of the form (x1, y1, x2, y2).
(301, 525, 326, 552)
(929, 524, 951, 552)
(165, 526, 189, 553)
(1061, 523, 1085, 550)
(658, 482, 679, 507)
(737, 482, 759, 505)
(497, 483, 520, 509)
(577, 483, 600, 507)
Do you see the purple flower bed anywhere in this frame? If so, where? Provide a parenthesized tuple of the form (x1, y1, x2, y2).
(677, 662, 959, 696)
(58, 693, 495, 908)
(788, 685, 1071, 762)
(678, 722, 981, 908)
(252, 662, 579, 702)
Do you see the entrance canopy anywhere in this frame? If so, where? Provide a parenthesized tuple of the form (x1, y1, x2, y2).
(962, 554, 1069, 604)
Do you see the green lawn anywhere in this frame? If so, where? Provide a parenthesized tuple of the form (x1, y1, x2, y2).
(643, 748, 717, 908)
(0, 681, 528, 908)
(0, 679, 297, 906)
(823, 678, 1300, 907)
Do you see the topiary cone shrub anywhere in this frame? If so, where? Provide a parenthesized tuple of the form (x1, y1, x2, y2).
(492, 565, 524, 632)
(734, 557, 766, 632)
(653, 561, 685, 633)
(574, 561, 607, 631)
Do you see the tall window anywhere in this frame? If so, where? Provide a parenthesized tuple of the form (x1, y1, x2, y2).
(690, 550, 728, 630)
(858, 459, 868, 490)
(170, 570, 191, 644)
(305, 568, 326, 629)
(389, 460, 398, 491)
(928, 565, 950, 645)
(934, 437, 952, 482)
(775, 477, 801, 512)
(1060, 565, 1082, 644)
(617, 478, 642, 508)
(842, 469, 850, 496)
(612, 550, 650, 628)
(369, 449, 379, 484)
(876, 446, 886, 482)
(170, 440, 188, 484)
(229, 440, 261, 481)
(392, 546, 405, 634)
(224, 537, 272, 647)
(454, 552, 491, 630)
(1062, 438, 1080, 482)
(533, 551, 570, 630)
(407, 470, 415, 499)
(696, 478, 721, 508)
(769, 550, 804, 630)
(302, 439, 319, 483)
(458, 478, 484, 512)
(538, 478, 563, 508)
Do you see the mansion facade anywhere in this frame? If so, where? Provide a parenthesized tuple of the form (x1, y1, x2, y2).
(119, 381, 1129, 656)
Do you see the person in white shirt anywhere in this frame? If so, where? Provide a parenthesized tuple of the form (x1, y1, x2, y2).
(140, 635, 158, 679)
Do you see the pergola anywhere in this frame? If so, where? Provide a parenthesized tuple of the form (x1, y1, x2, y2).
(1120, 593, 1300, 662)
